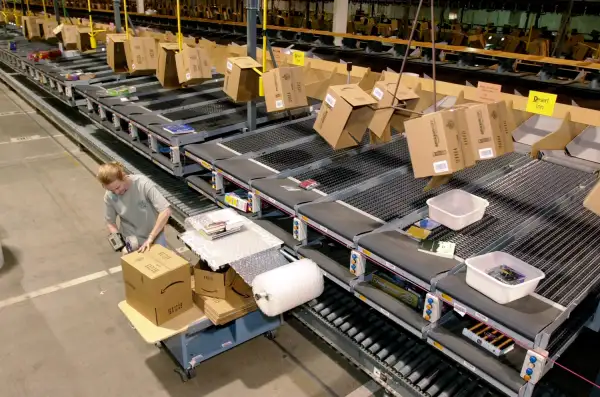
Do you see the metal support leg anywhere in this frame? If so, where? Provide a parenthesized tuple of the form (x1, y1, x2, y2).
(246, 0, 258, 131)
(53, 0, 60, 23)
(113, 0, 121, 33)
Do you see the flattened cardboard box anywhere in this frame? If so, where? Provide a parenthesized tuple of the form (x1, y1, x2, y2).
(313, 84, 377, 149)
(156, 42, 181, 88)
(405, 110, 465, 178)
(121, 245, 192, 326)
(193, 262, 235, 300)
(263, 66, 308, 112)
(194, 276, 257, 325)
(175, 44, 213, 85)
(223, 56, 261, 102)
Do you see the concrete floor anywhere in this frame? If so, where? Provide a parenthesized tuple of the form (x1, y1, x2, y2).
(0, 83, 377, 397)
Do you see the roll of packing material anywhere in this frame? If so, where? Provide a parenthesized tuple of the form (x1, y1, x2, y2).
(252, 258, 324, 317)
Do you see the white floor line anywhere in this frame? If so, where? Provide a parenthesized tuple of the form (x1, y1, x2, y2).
(0, 134, 63, 145)
(0, 266, 122, 310)
(344, 380, 382, 397)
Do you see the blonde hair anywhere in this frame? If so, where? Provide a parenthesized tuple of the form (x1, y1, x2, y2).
(97, 162, 126, 185)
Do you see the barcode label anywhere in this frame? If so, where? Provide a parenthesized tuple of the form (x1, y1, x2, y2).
(479, 148, 494, 159)
(186, 72, 191, 80)
(325, 94, 336, 108)
(463, 360, 477, 373)
(226, 61, 233, 71)
(385, 261, 397, 272)
(131, 64, 136, 70)
(372, 87, 384, 100)
(433, 160, 449, 173)
(275, 100, 284, 109)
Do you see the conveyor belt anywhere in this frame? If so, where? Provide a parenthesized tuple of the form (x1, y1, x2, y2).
(300, 281, 504, 397)
(223, 119, 316, 154)
(144, 90, 228, 112)
(426, 161, 595, 259)
(255, 136, 355, 170)
(294, 138, 410, 194)
(345, 152, 528, 221)
(161, 99, 241, 121)
(502, 187, 600, 306)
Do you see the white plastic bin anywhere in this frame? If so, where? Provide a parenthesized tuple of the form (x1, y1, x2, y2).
(465, 252, 545, 304)
(426, 189, 489, 231)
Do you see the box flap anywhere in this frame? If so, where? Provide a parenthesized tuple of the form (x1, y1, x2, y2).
(118, 301, 207, 344)
(230, 56, 261, 69)
(122, 245, 189, 279)
(160, 42, 180, 50)
(107, 33, 127, 43)
(330, 84, 377, 107)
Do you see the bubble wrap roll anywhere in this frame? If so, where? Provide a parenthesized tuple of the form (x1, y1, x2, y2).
(252, 259, 324, 317)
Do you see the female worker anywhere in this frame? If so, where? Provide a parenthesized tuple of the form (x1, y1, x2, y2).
(97, 162, 171, 253)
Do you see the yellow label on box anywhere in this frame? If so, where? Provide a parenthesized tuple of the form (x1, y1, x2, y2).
(292, 51, 305, 66)
(526, 91, 557, 116)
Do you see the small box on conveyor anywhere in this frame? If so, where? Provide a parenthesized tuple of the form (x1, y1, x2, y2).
(462, 322, 514, 356)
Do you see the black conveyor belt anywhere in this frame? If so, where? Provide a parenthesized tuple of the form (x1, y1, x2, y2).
(345, 152, 528, 221)
(160, 98, 241, 121)
(294, 138, 410, 193)
(223, 119, 315, 154)
(503, 187, 600, 306)
(427, 161, 595, 259)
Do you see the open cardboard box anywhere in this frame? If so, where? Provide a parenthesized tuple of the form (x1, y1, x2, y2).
(313, 84, 377, 149)
(107, 34, 158, 75)
(42, 19, 58, 40)
(156, 42, 181, 88)
(22, 16, 42, 40)
(176, 44, 213, 86)
(262, 66, 308, 112)
(222, 56, 262, 102)
(53, 24, 78, 50)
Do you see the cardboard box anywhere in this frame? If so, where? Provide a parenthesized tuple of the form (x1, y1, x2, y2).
(369, 71, 419, 109)
(462, 102, 506, 160)
(121, 245, 192, 326)
(223, 56, 262, 102)
(446, 107, 476, 168)
(368, 108, 394, 142)
(126, 36, 158, 75)
(76, 27, 93, 52)
(43, 19, 58, 40)
(263, 66, 308, 112)
(175, 44, 213, 86)
(405, 111, 465, 178)
(22, 16, 41, 40)
(193, 263, 235, 299)
(313, 84, 377, 149)
(106, 34, 128, 73)
(193, 276, 258, 325)
(53, 24, 78, 50)
(156, 42, 180, 88)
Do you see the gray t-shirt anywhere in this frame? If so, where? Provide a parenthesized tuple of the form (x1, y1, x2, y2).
(104, 175, 170, 243)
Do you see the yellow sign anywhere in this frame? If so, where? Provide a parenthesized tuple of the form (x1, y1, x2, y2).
(292, 51, 305, 66)
(526, 91, 557, 116)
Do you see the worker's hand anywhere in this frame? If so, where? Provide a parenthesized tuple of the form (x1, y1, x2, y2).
(138, 239, 152, 253)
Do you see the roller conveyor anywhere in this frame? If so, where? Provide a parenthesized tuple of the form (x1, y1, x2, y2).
(293, 281, 507, 397)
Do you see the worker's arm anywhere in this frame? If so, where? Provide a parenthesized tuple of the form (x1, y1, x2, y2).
(105, 196, 119, 235)
(138, 183, 172, 252)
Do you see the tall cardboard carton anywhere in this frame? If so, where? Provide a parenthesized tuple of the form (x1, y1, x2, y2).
(462, 103, 506, 160)
(124, 36, 158, 76)
(405, 111, 465, 178)
(121, 245, 192, 326)
(262, 66, 308, 112)
(156, 43, 181, 88)
(223, 56, 262, 102)
(175, 44, 213, 86)
(106, 34, 128, 73)
(313, 84, 377, 149)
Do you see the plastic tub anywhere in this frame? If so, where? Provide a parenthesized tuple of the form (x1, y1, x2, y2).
(426, 189, 489, 231)
(465, 252, 545, 304)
